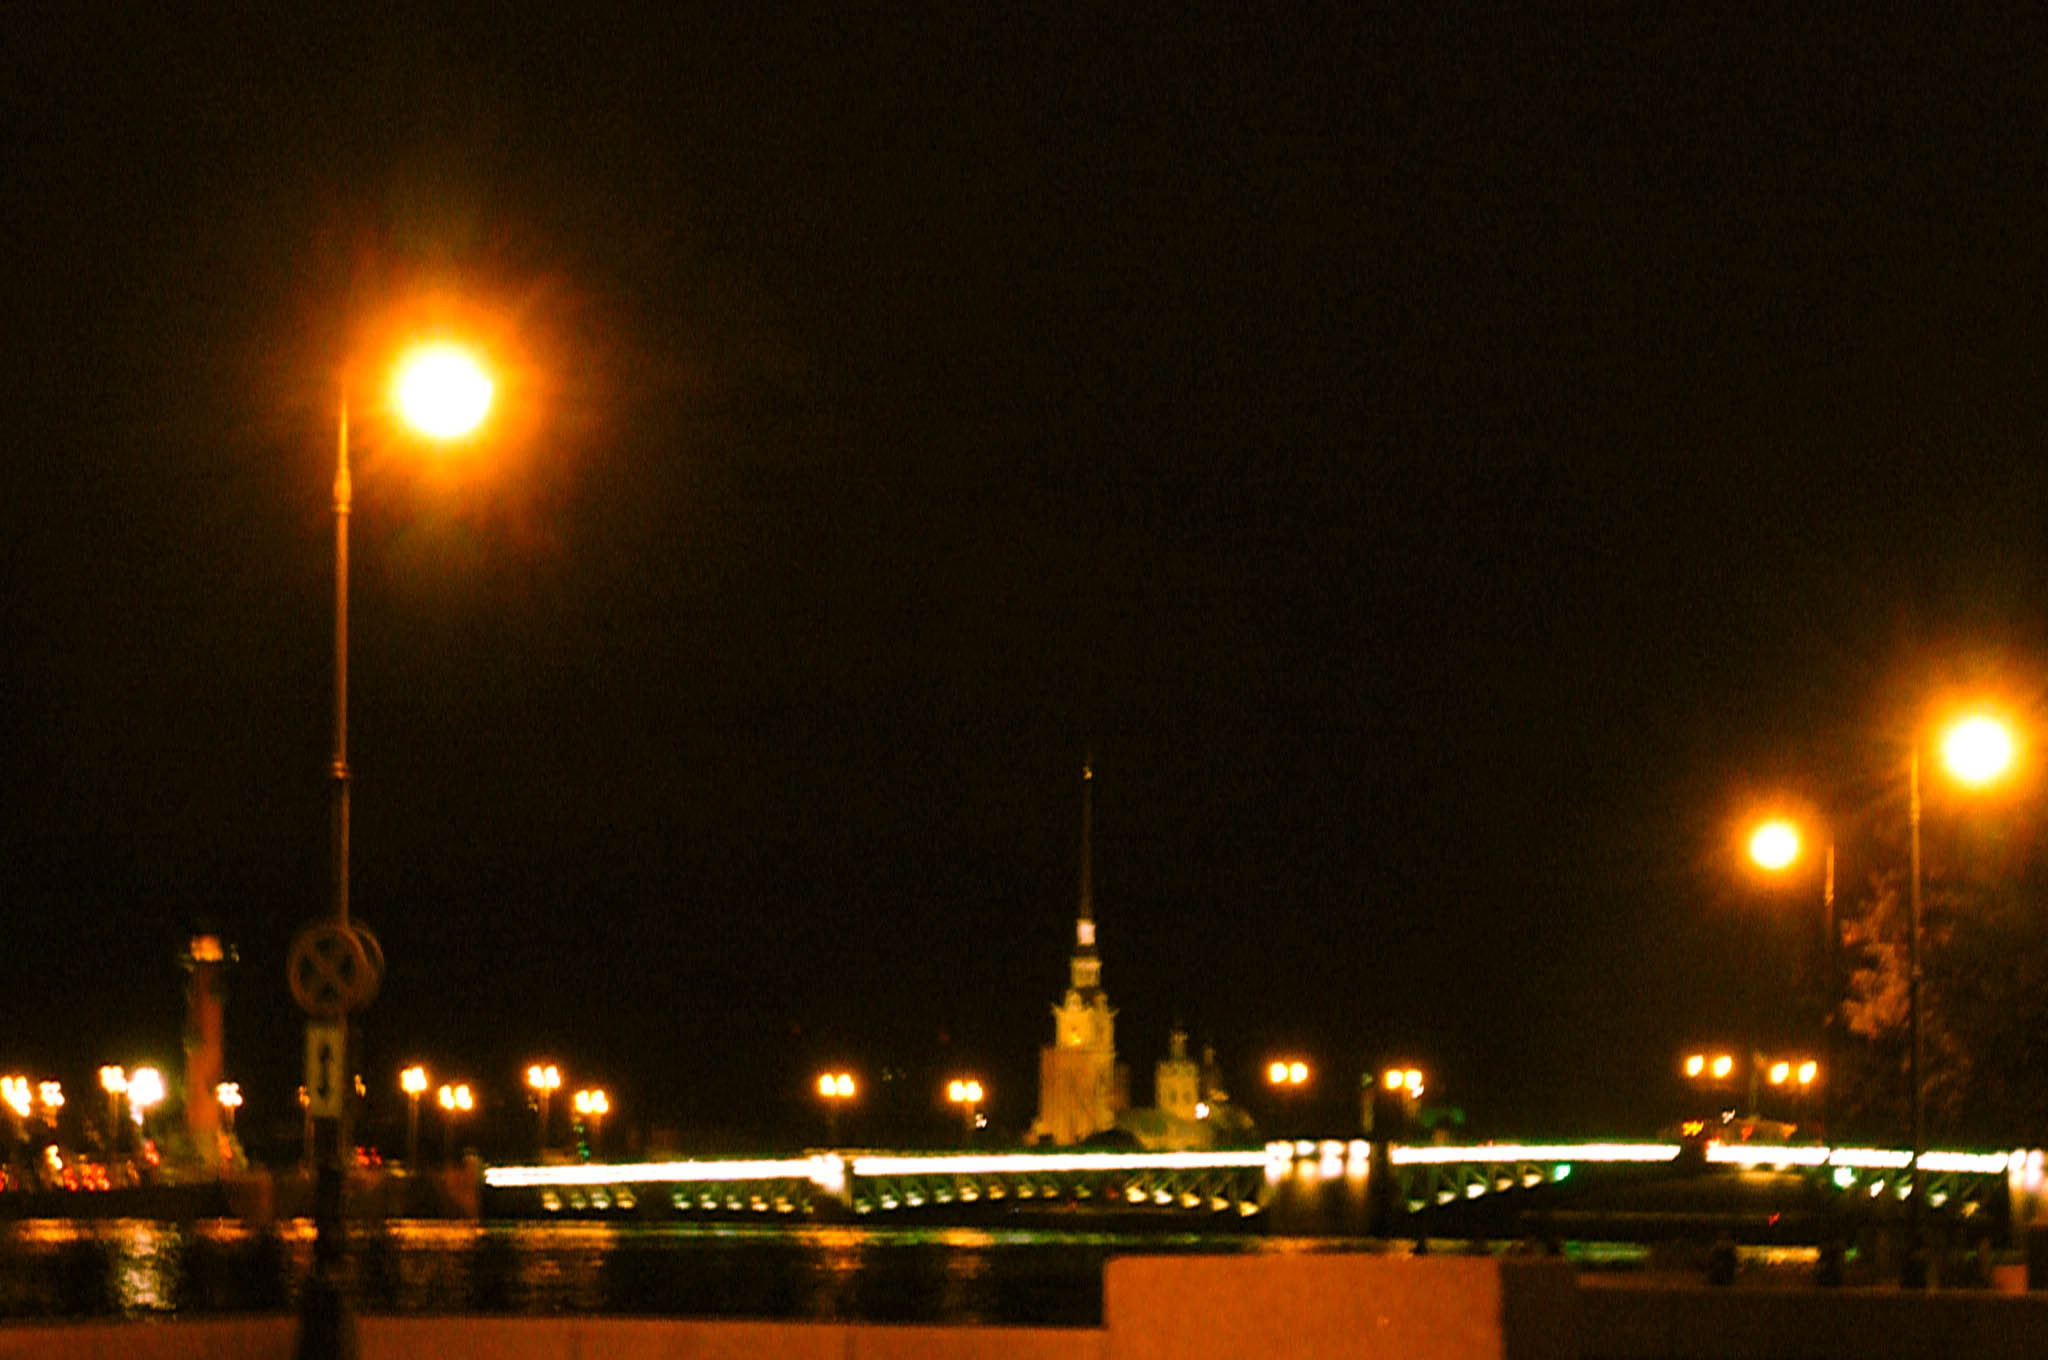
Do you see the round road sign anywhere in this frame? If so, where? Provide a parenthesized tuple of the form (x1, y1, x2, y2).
(288, 922, 381, 1017)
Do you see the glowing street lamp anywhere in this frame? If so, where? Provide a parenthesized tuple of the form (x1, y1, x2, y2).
(99, 1067, 127, 1153)
(400, 1066, 429, 1168)
(0, 1077, 29, 1121)
(1267, 1060, 1310, 1087)
(127, 1068, 165, 1133)
(301, 338, 498, 1349)
(526, 1064, 562, 1154)
(817, 1071, 856, 1143)
(946, 1078, 985, 1142)
(572, 1088, 609, 1160)
(1907, 711, 2018, 1270)
(216, 1082, 243, 1134)
(436, 1083, 474, 1162)
(1746, 815, 1837, 1138)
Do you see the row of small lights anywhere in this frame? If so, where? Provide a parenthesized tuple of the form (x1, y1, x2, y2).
(1268, 1061, 1428, 1099)
(815, 1063, 1429, 1108)
(1, 1068, 202, 1126)
(1684, 1052, 1820, 1089)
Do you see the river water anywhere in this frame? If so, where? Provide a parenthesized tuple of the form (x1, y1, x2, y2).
(0, 1219, 1428, 1326)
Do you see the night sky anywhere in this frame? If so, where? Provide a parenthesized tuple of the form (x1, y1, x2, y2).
(7, 12, 2047, 1152)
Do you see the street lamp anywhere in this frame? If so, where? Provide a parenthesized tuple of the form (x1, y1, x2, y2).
(1266, 1060, 1310, 1088)
(216, 1083, 242, 1134)
(1747, 817, 1837, 1138)
(817, 1071, 856, 1143)
(299, 339, 496, 1349)
(436, 1083, 473, 1162)
(127, 1068, 165, 1139)
(526, 1064, 562, 1154)
(400, 1066, 428, 1168)
(1907, 712, 2017, 1273)
(946, 1078, 985, 1142)
(572, 1089, 609, 1160)
(99, 1067, 127, 1155)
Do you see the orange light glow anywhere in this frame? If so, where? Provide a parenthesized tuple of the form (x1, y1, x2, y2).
(393, 344, 493, 439)
(1942, 715, 2016, 787)
(1748, 819, 1801, 872)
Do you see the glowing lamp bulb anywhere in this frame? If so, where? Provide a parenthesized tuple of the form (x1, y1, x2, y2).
(394, 344, 493, 439)
(1943, 716, 2015, 786)
(1748, 820, 1800, 872)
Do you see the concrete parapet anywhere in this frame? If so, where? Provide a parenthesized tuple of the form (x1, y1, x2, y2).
(15, 1258, 2048, 1359)
(0, 1317, 295, 1359)
(1104, 1253, 1575, 1360)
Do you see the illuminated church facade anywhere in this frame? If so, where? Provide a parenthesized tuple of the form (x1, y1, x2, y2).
(1029, 762, 1128, 1144)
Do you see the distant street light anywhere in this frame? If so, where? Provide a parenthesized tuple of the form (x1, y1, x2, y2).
(946, 1078, 985, 1142)
(1267, 1060, 1310, 1087)
(400, 1066, 429, 1168)
(572, 1088, 610, 1160)
(216, 1082, 243, 1135)
(127, 1068, 165, 1136)
(526, 1064, 562, 1155)
(817, 1071, 856, 1143)
(1382, 1067, 1425, 1100)
(437, 1083, 474, 1162)
(99, 1067, 127, 1155)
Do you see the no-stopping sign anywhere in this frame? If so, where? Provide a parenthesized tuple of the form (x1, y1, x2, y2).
(288, 921, 383, 1017)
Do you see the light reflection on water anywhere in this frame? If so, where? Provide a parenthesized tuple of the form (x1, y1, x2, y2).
(0, 1218, 1394, 1325)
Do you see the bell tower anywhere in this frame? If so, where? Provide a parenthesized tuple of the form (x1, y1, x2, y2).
(1033, 759, 1124, 1143)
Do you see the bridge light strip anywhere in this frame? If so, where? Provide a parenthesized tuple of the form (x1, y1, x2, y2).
(1690, 1145, 2011, 1175)
(1706, 1144, 1830, 1168)
(1917, 1151, 2011, 1174)
(850, 1150, 1274, 1178)
(852, 1150, 1275, 1177)
(484, 1156, 839, 1189)
(1389, 1143, 1681, 1166)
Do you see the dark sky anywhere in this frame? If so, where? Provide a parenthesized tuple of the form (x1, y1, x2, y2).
(7, 11, 2048, 1149)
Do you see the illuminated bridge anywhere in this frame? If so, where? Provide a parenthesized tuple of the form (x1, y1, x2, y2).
(481, 1139, 2027, 1239)
(483, 1148, 1278, 1220)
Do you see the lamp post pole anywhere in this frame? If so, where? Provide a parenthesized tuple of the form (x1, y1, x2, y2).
(1821, 840, 1835, 1141)
(1907, 745, 1925, 1280)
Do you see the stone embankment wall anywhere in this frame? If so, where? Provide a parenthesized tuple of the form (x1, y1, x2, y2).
(6, 1254, 2048, 1359)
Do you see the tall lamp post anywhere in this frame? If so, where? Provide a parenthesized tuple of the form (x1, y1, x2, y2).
(295, 341, 494, 1360)
(1907, 715, 2015, 1278)
(817, 1072, 856, 1144)
(526, 1064, 562, 1155)
(98, 1067, 127, 1158)
(1747, 819, 1836, 1138)
(399, 1066, 428, 1169)
(946, 1079, 984, 1143)
(437, 1083, 473, 1163)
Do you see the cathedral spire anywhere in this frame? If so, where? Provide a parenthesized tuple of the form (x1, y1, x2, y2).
(1070, 757, 1101, 990)
(1077, 756, 1094, 944)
